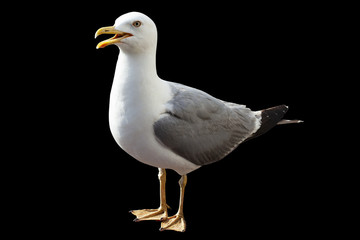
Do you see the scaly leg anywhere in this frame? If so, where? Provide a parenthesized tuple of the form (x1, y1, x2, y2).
(160, 175, 187, 232)
(130, 168, 169, 221)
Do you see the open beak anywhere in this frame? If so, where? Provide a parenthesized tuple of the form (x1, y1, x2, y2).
(95, 26, 133, 49)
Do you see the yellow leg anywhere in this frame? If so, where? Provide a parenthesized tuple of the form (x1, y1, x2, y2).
(160, 175, 187, 232)
(130, 168, 169, 221)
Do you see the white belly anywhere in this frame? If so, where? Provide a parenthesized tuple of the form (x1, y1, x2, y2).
(108, 78, 200, 175)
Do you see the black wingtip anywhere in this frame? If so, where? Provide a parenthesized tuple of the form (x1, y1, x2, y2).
(277, 119, 304, 125)
(248, 105, 288, 140)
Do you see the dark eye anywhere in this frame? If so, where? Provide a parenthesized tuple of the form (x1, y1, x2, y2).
(132, 21, 142, 27)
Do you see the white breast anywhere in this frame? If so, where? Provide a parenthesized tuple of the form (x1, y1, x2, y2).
(108, 54, 199, 175)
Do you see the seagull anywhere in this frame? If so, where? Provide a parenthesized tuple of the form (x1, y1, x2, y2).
(95, 12, 303, 232)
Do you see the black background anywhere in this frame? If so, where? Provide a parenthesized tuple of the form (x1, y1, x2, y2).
(12, 2, 326, 238)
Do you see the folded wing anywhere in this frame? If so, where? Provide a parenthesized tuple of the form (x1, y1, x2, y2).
(153, 83, 259, 166)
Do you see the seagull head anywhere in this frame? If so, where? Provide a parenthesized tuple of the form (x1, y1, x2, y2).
(95, 12, 157, 53)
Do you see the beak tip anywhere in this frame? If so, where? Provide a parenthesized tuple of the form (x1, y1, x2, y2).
(96, 43, 105, 49)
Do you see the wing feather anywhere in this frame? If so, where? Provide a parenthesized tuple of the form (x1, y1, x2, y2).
(154, 83, 258, 166)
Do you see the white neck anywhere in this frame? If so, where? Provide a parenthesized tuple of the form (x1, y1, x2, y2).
(109, 49, 170, 122)
(110, 50, 159, 104)
(114, 50, 158, 82)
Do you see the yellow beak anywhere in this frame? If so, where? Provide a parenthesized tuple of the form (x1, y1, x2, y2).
(95, 26, 133, 49)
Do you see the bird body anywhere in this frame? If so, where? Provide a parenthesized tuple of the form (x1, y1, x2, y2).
(95, 11, 302, 232)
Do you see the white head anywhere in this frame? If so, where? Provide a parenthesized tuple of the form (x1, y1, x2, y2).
(95, 12, 157, 54)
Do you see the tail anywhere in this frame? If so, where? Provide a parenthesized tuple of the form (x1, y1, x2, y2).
(248, 105, 303, 140)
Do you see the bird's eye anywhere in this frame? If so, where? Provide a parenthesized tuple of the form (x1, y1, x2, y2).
(132, 21, 142, 27)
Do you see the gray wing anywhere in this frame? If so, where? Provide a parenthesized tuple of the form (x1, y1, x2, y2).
(153, 82, 259, 166)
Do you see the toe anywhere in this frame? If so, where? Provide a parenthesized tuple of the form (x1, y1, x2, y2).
(160, 215, 186, 232)
(130, 208, 168, 221)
